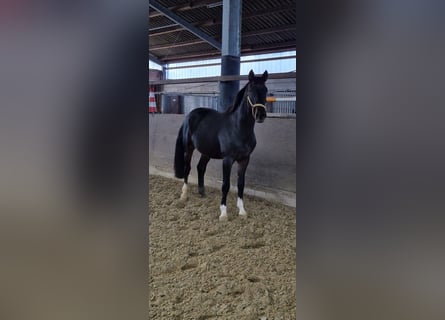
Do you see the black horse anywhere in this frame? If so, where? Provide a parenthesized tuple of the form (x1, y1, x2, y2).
(174, 70, 268, 221)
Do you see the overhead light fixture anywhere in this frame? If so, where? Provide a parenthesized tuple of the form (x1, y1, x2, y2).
(207, 2, 222, 8)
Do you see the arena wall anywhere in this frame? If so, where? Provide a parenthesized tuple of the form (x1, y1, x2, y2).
(149, 114, 296, 207)
(162, 78, 296, 94)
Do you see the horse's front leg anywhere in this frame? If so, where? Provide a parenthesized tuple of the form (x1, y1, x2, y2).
(236, 157, 250, 218)
(219, 157, 234, 221)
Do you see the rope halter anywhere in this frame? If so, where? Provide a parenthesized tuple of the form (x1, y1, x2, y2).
(247, 95, 267, 119)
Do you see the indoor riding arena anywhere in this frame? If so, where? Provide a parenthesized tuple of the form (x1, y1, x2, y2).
(149, 0, 296, 318)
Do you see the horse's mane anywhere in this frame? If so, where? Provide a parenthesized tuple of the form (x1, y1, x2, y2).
(223, 83, 248, 114)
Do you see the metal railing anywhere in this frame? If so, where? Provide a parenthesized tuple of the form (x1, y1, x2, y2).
(183, 94, 219, 114)
(157, 91, 296, 116)
(267, 90, 296, 114)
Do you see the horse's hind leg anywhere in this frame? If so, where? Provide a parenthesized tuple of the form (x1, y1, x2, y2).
(236, 157, 250, 218)
(197, 154, 210, 197)
(180, 145, 194, 200)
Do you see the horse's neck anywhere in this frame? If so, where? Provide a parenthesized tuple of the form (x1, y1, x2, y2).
(233, 96, 255, 131)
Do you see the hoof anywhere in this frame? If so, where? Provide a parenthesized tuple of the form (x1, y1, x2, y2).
(219, 204, 228, 222)
(237, 198, 247, 219)
(180, 183, 188, 201)
(239, 211, 248, 219)
(198, 187, 206, 197)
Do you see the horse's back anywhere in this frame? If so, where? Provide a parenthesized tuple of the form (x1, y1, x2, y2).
(185, 108, 225, 158)
(186, 108, 223, 132)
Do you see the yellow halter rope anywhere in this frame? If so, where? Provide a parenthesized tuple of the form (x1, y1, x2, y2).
(247, 95, 267, 118)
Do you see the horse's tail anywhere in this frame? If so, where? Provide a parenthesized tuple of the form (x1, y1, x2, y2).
(174, 124, 185, 179)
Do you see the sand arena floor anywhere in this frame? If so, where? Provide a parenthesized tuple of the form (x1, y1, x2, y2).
(149, 174, 296, 319)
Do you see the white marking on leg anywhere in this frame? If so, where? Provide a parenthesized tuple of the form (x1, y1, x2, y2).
(180, 183, 188, 200)
(237, 197, 247, 217)
(219, 205, 228, 221)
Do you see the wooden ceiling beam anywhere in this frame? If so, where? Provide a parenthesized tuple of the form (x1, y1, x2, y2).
(150, 39, 206, 51)
(155, 40, 296, 63)
(149, 4, 295, 36)
(149, 53, 165, 66)
(149, 0, 221, 50)
(149, 0, 220, 18)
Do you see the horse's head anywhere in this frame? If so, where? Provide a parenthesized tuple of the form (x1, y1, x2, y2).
(246, 70, 268, 123)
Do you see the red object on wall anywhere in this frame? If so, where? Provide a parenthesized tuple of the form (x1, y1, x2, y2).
(149, 87, 156, 113)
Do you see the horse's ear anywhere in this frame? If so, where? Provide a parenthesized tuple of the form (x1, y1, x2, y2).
(248, 70, 255, 81)
(262, 70, 268, 81)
